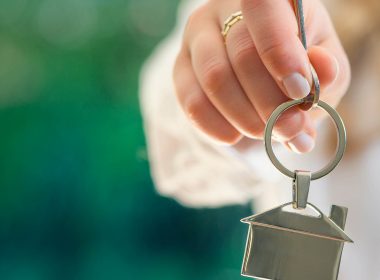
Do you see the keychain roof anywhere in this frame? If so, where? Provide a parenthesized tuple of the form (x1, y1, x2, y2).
(241, 202, 353, 243)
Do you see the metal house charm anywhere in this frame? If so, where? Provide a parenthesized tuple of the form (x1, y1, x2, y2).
(241, 203, 353, 280)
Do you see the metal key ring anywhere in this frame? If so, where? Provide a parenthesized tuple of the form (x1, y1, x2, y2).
(264, 99, 347, 180)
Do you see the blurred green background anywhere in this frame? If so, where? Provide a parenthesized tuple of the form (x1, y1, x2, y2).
(0, 0, 251, 279)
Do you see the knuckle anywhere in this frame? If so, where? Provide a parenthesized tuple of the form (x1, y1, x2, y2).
(185, 94, 206, 122)
(201, 58, 229, 95)
(233, 43, 257, 67)
(228, 28, 257, 66)
(259, 40, 288, 64)
(185, 4, 207, 33)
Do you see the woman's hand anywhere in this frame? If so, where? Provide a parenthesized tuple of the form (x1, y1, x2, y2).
(173, 0, 350, 153)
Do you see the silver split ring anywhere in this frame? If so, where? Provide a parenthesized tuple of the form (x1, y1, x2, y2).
(264, 99, 346, 180)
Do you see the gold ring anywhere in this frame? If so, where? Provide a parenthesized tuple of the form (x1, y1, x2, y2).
(221, 11, 243, 42)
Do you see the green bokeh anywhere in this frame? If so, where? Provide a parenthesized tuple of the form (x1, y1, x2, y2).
(0, 1, 252, 279)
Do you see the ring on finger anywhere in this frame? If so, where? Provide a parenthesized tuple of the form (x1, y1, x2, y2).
(221, 11, 243, 43)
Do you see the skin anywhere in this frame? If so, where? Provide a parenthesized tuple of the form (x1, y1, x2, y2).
(173, 0, 351, 153)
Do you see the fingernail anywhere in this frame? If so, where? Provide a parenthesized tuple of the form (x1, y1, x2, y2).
(283, 73, 311, 99)
(287, 132, 315, 154)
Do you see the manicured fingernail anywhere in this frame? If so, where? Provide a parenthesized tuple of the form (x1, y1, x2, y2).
(287, 132, 315, 154)
(283, 73, 311, 99)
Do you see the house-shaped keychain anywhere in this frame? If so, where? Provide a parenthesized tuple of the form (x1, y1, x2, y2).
(242, 90, 354, 279)
(241, 202, 353, 280)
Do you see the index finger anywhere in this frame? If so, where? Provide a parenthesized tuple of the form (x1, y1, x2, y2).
(241, 0, 312, 99)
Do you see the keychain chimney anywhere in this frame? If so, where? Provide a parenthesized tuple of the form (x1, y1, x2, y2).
(330, 205, 348, 230)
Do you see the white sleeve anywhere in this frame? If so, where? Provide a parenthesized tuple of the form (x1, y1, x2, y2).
(139, 0, 284, 208)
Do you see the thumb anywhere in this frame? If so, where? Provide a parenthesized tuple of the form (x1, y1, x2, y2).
(241, 0, 312, 99)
